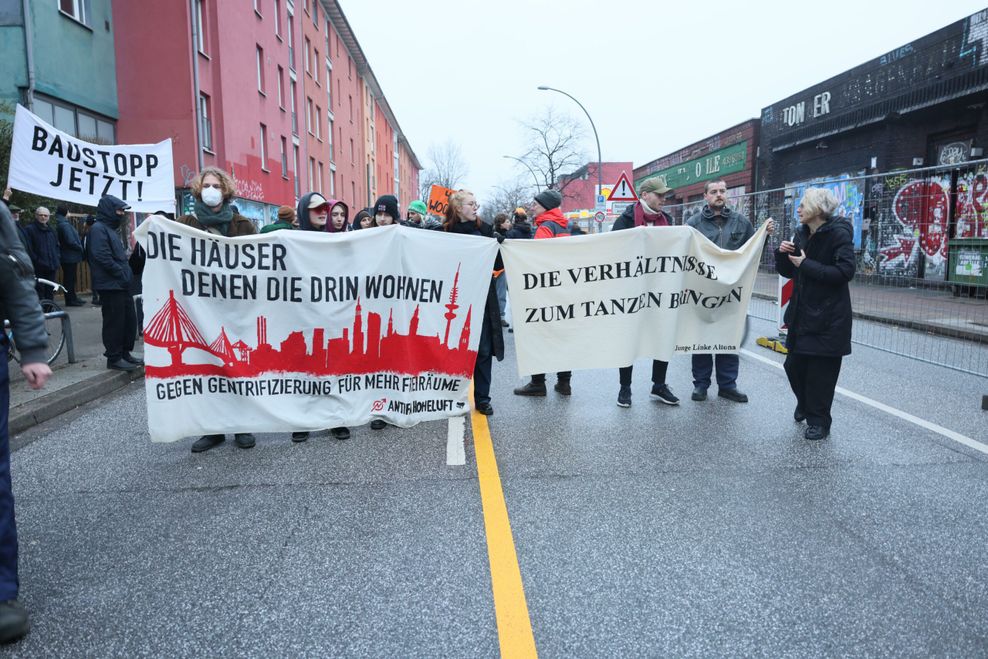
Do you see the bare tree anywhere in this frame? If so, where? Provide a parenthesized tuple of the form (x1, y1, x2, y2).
(519, 106, 588, 198)
(419, 140, 468, 200)
(479, 177, 535, 224)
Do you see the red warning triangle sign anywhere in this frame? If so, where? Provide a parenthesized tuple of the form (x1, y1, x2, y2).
(606, 171, 638, 202)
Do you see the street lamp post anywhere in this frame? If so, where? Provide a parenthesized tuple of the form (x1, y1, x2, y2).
(502, 155, 541, 192)
(538, 85, 602, 233)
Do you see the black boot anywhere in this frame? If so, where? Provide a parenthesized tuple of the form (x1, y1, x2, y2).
(513, 379, 547, 396)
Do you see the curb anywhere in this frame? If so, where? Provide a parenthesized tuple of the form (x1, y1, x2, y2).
(9, 367, 144, 436)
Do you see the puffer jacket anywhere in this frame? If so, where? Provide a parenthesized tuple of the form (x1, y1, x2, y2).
(0, 203, 48, 365)
(775, 217, 855, 356)
(533, 208, 569, 239)
(87, 196, 133, 291)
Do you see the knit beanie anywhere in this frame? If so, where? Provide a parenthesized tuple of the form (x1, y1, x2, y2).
(534, 189, 563, 211)
(374, 195, 400, 222)
(407, 200, 428, 216)
(277, 205, 295, 223)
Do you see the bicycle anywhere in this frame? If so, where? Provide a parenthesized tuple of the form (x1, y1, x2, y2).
(4, 278, 68, 366)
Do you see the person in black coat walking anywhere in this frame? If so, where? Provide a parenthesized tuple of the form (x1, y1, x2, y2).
(776, 187, 855, 441)
(53, 205, 86, 306)
(87, 195, 140, 372)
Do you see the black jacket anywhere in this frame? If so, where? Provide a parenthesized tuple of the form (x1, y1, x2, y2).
(0, 203, 48, 364)
(775, 217, 855, 356)
(55, 213, 84, 264)
(87, 196, 133, 291)
(23, 220, 60, 271)
(446, 219, 504, 361)
(506, 220, 533, 239)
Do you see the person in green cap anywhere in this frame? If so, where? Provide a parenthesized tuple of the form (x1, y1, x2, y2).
(402, 199, 441, 230)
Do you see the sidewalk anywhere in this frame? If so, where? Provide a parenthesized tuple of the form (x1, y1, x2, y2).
(8, 297, 143, 435)
(8, 279, 987, 436)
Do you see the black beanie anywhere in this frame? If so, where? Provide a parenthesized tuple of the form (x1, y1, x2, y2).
(534, 189, 563, 211)
(374, 195, 399, 222)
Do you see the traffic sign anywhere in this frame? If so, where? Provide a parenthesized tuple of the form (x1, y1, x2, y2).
(596, 194, 605, 204)
(606, 171, 638, 202)
(594, 211, 605, 223)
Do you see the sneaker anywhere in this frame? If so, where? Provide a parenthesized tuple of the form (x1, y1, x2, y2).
(794, 407, 807, 423)
(718, 388, 749, 403)
(554, 379, 571, 396)
(649, 383, 680, 405)
(370, 420, 387, 430)
(291, 431, 309, 443)
(513, 381, 547, 397)
(616, 386, 632, 408)
(691, 386, 708, 401)
(191, 434, 224, 453)
(0, 600, 30, 644)
(107, 358, 138, 371)
(475, 402, 494, 415)
(234, 433, 256, 448)
(331, 427, 351, 440)
(805, 425, 829, 440)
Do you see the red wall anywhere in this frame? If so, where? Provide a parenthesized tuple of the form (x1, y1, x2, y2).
(559, 162, 634, 213)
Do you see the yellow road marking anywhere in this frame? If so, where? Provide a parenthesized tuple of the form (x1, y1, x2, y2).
(469, 384, 538, 658)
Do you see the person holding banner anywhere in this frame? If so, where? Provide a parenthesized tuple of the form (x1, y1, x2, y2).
(292, 191, 352, 442)
(177, 168, 258, 452)
(776, 188, 855, 441)
(686, 180, 773, 403)
(611, 176, 680, 408)
(513, 189, 573, 397)
(443, 190, 503, 415)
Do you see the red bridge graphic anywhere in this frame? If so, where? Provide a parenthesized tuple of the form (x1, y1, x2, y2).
(143, 267, 478, 379)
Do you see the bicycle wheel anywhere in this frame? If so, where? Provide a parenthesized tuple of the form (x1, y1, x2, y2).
(39, 300, 66, 365)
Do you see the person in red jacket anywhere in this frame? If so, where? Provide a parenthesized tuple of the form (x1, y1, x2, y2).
(513, 189, 574, 397)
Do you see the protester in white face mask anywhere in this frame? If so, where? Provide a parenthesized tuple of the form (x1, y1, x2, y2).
(176, 167, 257, 238)
(174, 167, 259, 453)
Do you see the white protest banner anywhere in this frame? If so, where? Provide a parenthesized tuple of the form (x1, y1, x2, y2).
(500, 224, 768, 376)
(8, 104, 175, 213)
(134, 217, 497, 442)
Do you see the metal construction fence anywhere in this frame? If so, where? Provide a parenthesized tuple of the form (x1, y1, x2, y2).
(662, 162, 988, 377)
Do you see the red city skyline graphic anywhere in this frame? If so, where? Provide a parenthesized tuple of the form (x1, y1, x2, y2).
(143, 266, 478, 379)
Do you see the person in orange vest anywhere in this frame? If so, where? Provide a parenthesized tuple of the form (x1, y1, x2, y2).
(513, 189, 573, 397)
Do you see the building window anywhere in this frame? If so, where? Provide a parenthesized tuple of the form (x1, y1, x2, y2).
(194, 0, 206, 53)
(313, 0, 319, 27)
(259, 124, 268, 168)
(293, 145, 300, 198)
(306, 98, 313, 135)
(348, 95, 353, 122)
(349, 138, 354, 164)
(330, 171, 335, 197)
(59, 0, 91, 25)
(308, 157, 315, 190)
(199, 94, 212, 150)
(290, 80, 298, 135)
(304, 37, 311, 74)
(277, 66, 285, 109)
(317, 162, 324, 193)
(326, 64, 332, 108)
(328, 117, 334, 161)
(303, 0, 310, 14)
(315, 105, 321, 139)
(253, 0, 261, 15)
(313, 49, 319, 85)
(287, 14, 295, 70)
(256, 46, 265, 93)
(32, 95, 115, 143)
(280, 136, 288, 177)
(273, 0, 281, 36)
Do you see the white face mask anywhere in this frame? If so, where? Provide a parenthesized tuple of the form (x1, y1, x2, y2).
(200, 186, 223, 207)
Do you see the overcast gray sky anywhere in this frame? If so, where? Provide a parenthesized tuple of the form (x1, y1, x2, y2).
(343, 0, 988, 201)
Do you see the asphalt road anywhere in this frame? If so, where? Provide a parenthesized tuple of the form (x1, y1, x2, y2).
(5, 316, 988, 657)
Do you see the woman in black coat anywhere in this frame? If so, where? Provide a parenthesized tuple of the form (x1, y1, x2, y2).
(443, 190, 504, 415)
(776, 188, 855, 440)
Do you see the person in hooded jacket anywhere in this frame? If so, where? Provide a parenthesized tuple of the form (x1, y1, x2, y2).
(293, 191, 352, 442)
(443, 189, 504, 415)
(611, 176, 681, 408)
(175, 168, 258, 452)
(513, 189, 574, 397)
(776, 187, 855, 441)
(53, 205, 86, 306)
(351, 208, 374, 231)
(87, 195, 140, 372)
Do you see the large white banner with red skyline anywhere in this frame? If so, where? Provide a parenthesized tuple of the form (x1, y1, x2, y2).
(134, 217, 497, 442)
(500, 224, 768, 376)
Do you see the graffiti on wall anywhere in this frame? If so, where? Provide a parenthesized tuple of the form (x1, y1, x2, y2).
(956, 169, 988, 239)
(960, 9, 988, 67)
(785, 174, 865, 248)
(873, 175, 952, 277)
